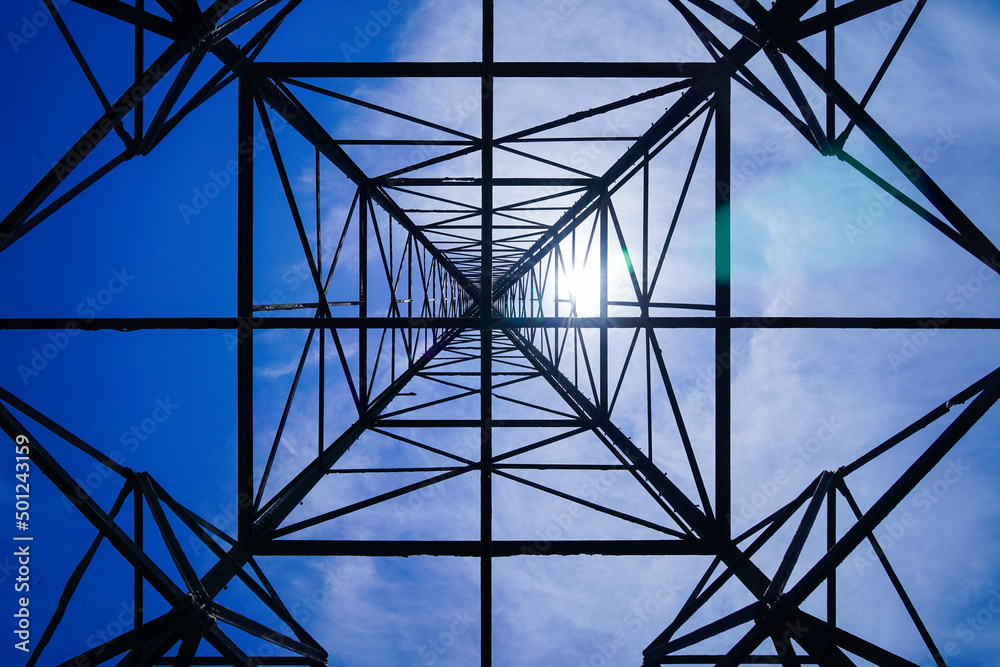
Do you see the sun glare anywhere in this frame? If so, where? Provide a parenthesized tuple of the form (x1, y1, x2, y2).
(561, 266, 601, 317)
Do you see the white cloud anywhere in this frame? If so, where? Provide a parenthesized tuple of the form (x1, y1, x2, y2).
(246, 1, 1000, 664)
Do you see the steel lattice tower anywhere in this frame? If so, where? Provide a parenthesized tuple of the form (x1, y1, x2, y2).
(2, 0, 999, 665)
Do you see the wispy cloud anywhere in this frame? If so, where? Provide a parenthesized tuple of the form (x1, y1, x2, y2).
(244, 1, 1000, 664)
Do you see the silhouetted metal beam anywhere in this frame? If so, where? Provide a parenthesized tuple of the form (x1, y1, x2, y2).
(252, 61, 715, 78)
(480, 7, 496, 663)
(253, 539, 716, 556)
(71, 0, 181, 38)
(758, 6, 1000, 272)
(715, 72, 732, 539)
(242, 73, 482, 301)
(6, 315, 1000, 330)
(386, 177, 595, 186)
(504, 329, 773, 585)
(0, 43, 186, 248)
(785, 368, 1000, 607)
(794, 0, 904, 38)
(0, 405, 187, 604)
(0, 0, 281, 251)
(253, 327, 466, 535)
(52, 610, 185, 667)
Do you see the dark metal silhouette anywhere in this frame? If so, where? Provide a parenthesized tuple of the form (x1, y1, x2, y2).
(2, 0, 996, 664)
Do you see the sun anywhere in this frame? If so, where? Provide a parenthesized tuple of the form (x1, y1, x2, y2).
(560, 266, 601, 317)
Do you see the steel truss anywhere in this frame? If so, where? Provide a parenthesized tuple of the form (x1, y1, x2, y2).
(2, 0, 998, 665)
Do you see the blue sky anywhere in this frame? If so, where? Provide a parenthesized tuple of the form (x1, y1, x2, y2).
(2, 1, 1000, 665)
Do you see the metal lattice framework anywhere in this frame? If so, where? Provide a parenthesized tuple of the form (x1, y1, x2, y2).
(2, 0, 999, 665)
